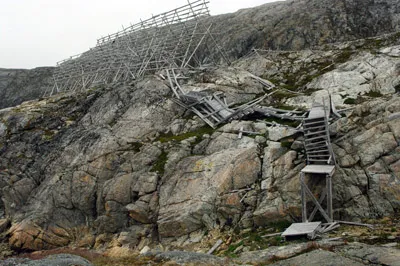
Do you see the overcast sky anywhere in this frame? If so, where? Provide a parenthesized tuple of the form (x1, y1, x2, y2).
(0, 0, 280, 69)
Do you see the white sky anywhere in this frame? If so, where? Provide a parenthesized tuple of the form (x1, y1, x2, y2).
(0, 0, 279, 69)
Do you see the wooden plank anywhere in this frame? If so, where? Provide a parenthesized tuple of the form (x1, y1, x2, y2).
(305, 130, 327, 137)
(207, 239, 223, 254)
(300, 172, 307, 222)
(303, 120, 325, 126)
(282, 222, 322, 238)
(327, 174, 333, 220)
(308, 189, 327, 222)
(305, 135, 327, 142)
(301, 165, 335, 175)
(336, 220, 374, 229)
(307, 149, 330, 154)
(308, 106, 326, 119)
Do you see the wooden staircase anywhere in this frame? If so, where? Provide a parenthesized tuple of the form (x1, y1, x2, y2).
(303, 117, 332, 165)
(303, 103, 335, 165)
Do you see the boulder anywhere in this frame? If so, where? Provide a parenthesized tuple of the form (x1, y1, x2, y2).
(157, 147, 260, 237)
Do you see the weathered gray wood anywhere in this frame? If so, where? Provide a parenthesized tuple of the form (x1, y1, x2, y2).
(301, 172, 307, 222)
(301, 178, 332, 223)
(336, 221, 374, 229)
(207, 239, 223, 254)
(321, 222, 339, 233)
(327, 174, 333, 220)
(261, 232, 283, 238)
(308, 188, 327, 222)
(50, 0, 225, 96)
(282, 222, 321, 239)
(301, 165, 335, 175)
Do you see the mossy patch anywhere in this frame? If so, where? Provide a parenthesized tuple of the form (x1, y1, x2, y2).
(344, 98, 356, 105)
(224, 240, 243, 258)
(150, 151, 168, 175)
(267, 220, 292, 231)
(280, 140, 293, 148)
(271, 90, 298, 100)
(365, 90, 383, 98)
(335, 49, 354, 64)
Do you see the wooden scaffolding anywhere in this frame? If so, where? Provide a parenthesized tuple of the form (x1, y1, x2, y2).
(47, 0, 229, 96)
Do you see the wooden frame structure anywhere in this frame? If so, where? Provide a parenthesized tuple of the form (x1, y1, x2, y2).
(166, 68, 309, 128)
(300, 99, 336, 224)
(47, 0, 229, 96)
(300, 165, 334, 223)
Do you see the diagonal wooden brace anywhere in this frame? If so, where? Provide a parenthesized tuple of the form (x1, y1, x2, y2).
(301, 178, 332, 223)
(309, 188, 327, 222)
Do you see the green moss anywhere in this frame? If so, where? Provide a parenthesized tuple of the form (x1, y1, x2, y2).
(224, 241, 243, 258)
(267, 220, 292, 231)
(269, 236, 284, 246)
(272, 90, 298, 100)
(41, 129, 56, 141)
(157, 126, 215, 144)
(150, 151, 168, 175)
(344, 98, 356, 105)
(365, 90, 383, 98)
(280, 140, 293, 148)
(335, 49, 354, 64)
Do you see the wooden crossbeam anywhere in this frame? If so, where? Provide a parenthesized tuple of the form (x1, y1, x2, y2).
(300, 174, 332, 223)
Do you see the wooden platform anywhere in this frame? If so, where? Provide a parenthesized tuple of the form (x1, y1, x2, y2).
(301, 165, 335, 175)
(282, 222, 322, 239)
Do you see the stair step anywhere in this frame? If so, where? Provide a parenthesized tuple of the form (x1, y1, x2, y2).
(303, 120, 325, 127)
(305, 130, 327, 137)
(306, 145, 328, 150)
(308, 159, 330, 162)
(304, 117, 326, 122)
(306, 149, 329, 154)
(305, 135, 328, 142)
(305, 141, 328, 149)
(303, 125, 326, 131)
(307, 154, 331, 160)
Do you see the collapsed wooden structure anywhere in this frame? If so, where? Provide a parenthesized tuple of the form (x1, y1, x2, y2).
(166, 68, 309, 128)
(47, 0, 228, 96)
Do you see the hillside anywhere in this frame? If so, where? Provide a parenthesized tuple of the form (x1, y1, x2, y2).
(0, 0, 399, 265)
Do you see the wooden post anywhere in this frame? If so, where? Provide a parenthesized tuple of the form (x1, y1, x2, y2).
(327, 174, 333, 220)
(300, 172, 307, 222)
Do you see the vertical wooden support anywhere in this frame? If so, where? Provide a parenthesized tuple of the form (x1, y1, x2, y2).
(300, 172, 307, 222)
(327, 174, 333, 220)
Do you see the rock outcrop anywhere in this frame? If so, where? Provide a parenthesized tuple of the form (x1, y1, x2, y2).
(0, 67, 54, 109)
(207, 0, 400, 60)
